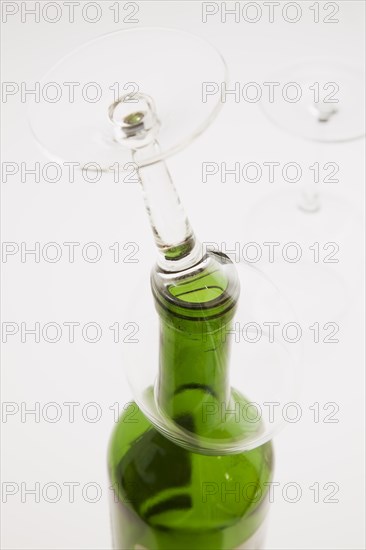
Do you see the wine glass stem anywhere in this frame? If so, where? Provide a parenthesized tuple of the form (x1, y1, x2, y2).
(133, 142, 202, 271)
(298, 184, 321, 213)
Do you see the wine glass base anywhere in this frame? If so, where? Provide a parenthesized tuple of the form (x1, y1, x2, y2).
(260, 59, 365, 142)
(29, 28, 227, 169)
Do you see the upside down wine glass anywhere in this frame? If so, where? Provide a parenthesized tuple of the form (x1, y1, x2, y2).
(244, 59, 365, 323)
(29, 28, 299, 550)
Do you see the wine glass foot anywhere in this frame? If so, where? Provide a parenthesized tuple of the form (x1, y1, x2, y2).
(260, 59, 365, 142)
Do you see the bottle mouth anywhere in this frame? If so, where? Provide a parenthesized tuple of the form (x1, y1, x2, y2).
(150, 251, 240, 322)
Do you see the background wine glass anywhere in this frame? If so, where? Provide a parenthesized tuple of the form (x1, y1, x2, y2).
(243, 58, 365, 323)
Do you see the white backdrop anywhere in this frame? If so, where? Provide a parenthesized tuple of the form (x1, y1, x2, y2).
(1, 2, 365, 549)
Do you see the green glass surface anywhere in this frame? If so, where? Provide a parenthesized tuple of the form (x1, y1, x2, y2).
(108, 253, 274, 549)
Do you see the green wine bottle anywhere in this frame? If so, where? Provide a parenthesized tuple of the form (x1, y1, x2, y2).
(107, 101, 274, 549)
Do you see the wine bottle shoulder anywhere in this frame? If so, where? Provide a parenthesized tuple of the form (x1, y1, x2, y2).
(108, 402, 273, 544)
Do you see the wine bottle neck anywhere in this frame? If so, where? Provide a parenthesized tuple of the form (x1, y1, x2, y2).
(151, 251, 240, 433)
